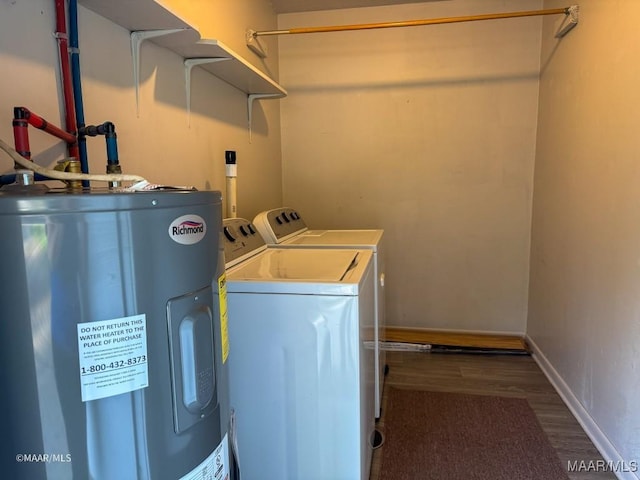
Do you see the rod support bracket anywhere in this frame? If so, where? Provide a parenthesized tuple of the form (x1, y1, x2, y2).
(246, 29, 268, 58)
(556, 5, 579, 38)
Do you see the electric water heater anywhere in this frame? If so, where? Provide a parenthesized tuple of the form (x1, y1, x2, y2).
(0, 188, 237, 480)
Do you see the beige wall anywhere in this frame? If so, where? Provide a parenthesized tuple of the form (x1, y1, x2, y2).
(160, 0, 281, 83)
(3, 0, 638, 469)
(0, 0, 282, 220)
(529, 0, 640, 468)
(278, 0, 543, 333)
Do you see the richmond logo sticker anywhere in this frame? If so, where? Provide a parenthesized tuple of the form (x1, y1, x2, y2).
(169, 215, 207, 245)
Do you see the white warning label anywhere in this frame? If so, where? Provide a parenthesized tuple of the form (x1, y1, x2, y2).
(179, 433, 230, 480)
(77, 314, 149, 402)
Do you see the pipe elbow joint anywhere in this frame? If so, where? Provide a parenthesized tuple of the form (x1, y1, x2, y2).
(106, 163, 122, 175)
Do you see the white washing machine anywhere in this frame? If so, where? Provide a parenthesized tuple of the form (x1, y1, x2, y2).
(253, 207, 386, 419)
(222, 218, 376, 480)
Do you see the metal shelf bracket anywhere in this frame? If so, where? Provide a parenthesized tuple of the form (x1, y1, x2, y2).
(248, 93, 284, 142)
(131, 29, 187, 116)
(184, 58, 231, 126)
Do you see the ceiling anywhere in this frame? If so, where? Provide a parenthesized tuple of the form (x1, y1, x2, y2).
(270, 0, 438, 14)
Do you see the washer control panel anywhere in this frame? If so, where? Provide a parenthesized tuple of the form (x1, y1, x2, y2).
(253, 207, 307, 244)
(222, 218, 266, 267)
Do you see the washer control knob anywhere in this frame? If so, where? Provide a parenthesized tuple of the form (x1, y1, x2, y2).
(247, 223, 256, 234)
(239, 225, 249, 236)
(223, 226, 236, 242)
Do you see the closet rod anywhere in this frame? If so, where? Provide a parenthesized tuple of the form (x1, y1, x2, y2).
(252, 6, 573, 37)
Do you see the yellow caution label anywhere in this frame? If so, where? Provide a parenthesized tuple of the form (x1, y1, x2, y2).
(218, 273, 230, 363)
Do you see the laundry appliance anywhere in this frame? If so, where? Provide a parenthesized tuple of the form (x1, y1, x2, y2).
(223, 217, 376, 480)
(253, 207, 386, 418)
(0, 188, 236, 480)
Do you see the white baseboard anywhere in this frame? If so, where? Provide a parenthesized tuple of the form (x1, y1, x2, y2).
(525, 335, 639, 480)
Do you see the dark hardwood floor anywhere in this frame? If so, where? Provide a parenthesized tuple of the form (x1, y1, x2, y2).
(369, 350, 616, 480)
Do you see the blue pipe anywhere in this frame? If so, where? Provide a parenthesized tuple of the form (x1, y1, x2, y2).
(69, 0, 89, 187)
(80, 122, 120, 171)
(103, 122, 119, 166)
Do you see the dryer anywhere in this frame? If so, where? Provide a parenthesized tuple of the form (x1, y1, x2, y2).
(223, 218, 376, 480)
(253, 207, 386, 418)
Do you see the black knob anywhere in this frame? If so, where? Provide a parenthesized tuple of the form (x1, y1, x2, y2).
(281, 213, 290, 223)
(248, 224, 256, 234)
(239, 225, 249, 236)
(223, 226, 236, 242)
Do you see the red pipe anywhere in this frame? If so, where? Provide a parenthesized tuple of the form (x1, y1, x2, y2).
(12, 109, 32, 161)
(14, 107, 77, 144)
(54, 0, 79, 160)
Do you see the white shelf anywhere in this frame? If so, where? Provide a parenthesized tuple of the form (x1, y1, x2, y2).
(79, 0, 192, 33)
(172, 39, 285, 96)
(79, 0, 287, 113)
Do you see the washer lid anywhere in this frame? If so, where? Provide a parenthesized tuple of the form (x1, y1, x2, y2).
(285, 229, 383, 247)
(226, 248, 373, 295)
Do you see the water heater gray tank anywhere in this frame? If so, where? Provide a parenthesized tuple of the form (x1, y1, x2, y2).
(0, 188, 237, 480)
